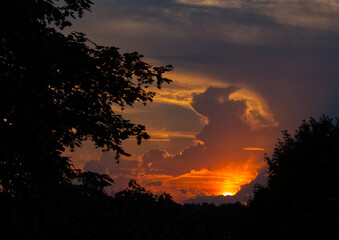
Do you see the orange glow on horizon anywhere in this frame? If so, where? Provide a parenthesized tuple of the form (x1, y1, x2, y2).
(139, 162, 262, 202)
(223, 192, 234, 196)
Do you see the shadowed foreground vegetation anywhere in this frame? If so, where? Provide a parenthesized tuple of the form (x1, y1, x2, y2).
(0, 180, 246, 240)
(1, 1, 338, 239)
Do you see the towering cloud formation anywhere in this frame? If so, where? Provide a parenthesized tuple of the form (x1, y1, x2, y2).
(83, 86, 278, 202)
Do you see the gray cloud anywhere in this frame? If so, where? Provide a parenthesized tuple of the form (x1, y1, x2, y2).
(141, 144, 206, 176)
(84, 152, 139, 176)
(83, 152, 140, 192)
(115, 102, 203, 133)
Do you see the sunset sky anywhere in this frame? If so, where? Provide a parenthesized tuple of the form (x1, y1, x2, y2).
(66, 0, 339, 202)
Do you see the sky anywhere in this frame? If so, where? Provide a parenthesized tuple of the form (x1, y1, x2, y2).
(66, 0, 339, 203)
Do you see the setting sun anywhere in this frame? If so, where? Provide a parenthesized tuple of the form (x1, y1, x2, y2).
(223, 192, 234, 196)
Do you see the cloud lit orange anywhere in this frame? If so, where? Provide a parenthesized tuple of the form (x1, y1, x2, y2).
(243, 147, 264, 151)
(138, 167, 260, 202)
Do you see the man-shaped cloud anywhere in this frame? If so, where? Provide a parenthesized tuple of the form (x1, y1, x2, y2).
(137, 86, 278, 201)
(84, 85, 278, 201)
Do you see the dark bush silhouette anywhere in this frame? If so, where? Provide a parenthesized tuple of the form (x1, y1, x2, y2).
(244, 116, 339, 240)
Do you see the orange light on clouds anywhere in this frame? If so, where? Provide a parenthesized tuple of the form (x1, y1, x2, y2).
(243, 147, 264, 151)
(139, 164, 260, 202)
(229, 88, 278, 129)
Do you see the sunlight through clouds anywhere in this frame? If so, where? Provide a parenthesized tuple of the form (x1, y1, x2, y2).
(229, 88, 278, 129)
(138, 167, 259, 202)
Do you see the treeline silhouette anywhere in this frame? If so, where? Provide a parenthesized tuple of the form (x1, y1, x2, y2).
(0, 179, 246, 240)
(1, 1, 338, 239)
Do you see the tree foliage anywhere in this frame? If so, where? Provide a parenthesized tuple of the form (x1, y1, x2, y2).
(245, 116, 339, 239)
(0, 0, 172, 197)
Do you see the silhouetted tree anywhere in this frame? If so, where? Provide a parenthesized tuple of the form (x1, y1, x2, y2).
(111, 180, 244, 240)
(0, 0, 172, 197)
(244, 116, 339, 240)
